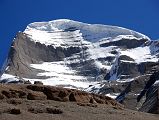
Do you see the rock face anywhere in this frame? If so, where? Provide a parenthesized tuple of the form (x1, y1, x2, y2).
(0, 84, 122, 108)
(137, 71, 159, 114)
(138, 85, 159, 113)
(6, 32, 81, 79)
(1, 19, 159, 113)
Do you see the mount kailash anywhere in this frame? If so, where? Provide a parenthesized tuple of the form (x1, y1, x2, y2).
(1, 19, 159, 113)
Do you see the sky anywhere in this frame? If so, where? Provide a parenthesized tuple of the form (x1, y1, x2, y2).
(0, 0, 159, 68)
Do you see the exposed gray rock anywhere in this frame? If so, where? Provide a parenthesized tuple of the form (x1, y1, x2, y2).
(6, 32, 82, 79)
(100, 38, 147, 49)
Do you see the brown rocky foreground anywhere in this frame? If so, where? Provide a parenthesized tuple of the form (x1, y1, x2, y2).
(0, 84, 158, 120)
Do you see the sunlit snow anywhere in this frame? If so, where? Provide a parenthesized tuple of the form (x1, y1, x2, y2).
(24, 19, 149, 47)
(120, 46, 158, 64)
(29, 62, 99, 89)
(0, 74, 19, 83)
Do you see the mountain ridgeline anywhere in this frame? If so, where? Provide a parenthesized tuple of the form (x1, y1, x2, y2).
(0, 19, 159, 113)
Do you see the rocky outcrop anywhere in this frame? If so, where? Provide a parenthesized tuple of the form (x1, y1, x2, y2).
(1, 85, 159, 120)
(0, 84, 123, 109)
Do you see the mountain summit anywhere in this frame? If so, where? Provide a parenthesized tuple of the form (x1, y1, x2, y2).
(1, 19, 152, 86)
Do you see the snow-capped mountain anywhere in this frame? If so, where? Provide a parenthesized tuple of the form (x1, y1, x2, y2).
(1, 19, 159, 111)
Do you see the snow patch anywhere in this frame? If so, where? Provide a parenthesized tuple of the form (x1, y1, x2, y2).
(106, 93, 120, 99)
(29, 61, 99, 89)
(0, 74, 19, 83)
(30, 62, 87, 81)
(120, 46, 158, 64)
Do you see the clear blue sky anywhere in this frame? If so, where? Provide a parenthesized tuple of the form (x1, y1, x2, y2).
(0, 0, 159, 67)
